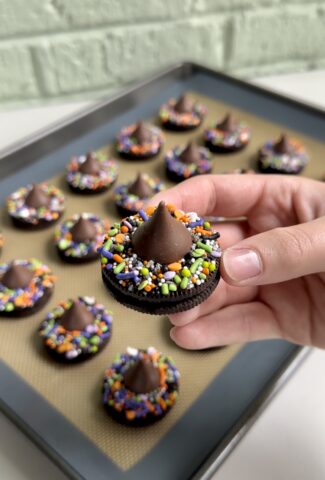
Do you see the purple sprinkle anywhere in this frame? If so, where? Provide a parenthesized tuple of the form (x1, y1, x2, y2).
(116, 272, 136, 280)
(101, 249, 113, 259)
(164, 271, 175, 280)
(122, 220, 133, 230)
(86, 324, 97, 333)
(105, 263, 113, 270)
(188, 220, 204, 228)
(211, 250, 222, 258)
(139, 209, 148, 221)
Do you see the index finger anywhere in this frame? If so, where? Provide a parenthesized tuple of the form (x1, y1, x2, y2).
(151, 174, 298, 218)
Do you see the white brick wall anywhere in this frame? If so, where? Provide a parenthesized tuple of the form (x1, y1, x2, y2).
(0, 0, 324, 105)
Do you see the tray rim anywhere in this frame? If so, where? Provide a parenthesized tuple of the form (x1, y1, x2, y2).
(0, 61, 322, 479)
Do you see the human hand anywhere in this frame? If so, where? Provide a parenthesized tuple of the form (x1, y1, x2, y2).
(152, 174, 325, 349)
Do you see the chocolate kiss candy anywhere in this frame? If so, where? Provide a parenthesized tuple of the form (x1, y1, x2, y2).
(124, 357, 160, 394)
(128, 173, 154, 198)
(274, 134, 291, 154)
(1, 264, 34, 290)
(174, 94, 194, 114)
(179, 141, 201, 164)
(133, 122, 153, 144)
(59, 301, 94, 331)
(132, 201, 192, 264)
(79, 152, 101, 175)
(70, 217, 97, 243)
(25, 184, 51, 209)
(217, 113, 236, 132)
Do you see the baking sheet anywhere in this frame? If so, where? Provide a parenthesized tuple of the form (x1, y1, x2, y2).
(0, 64, 323, 479)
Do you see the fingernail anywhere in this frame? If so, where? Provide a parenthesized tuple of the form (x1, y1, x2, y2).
(170, 327, 176, 341)
(223, 248, 262, 282)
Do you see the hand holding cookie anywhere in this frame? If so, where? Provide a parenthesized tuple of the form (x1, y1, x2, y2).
(152, 174, 325, 349)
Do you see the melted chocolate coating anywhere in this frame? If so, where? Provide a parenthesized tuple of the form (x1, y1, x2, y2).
(174, 94, 194, 114)
(128, 173, 154, 198)
(132, 202, 192, 264)
(25, 184, 51, 209)
(70, 217, 97, 243)
(179, 141, 201, 164)
(1, 264, 34, 290)
(124, 357, 160, 394)
(79, 152, 101, 175)
(59, 301, 94, 331)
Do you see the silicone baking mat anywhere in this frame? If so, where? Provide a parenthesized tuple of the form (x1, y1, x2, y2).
(0, 63, 323, 480)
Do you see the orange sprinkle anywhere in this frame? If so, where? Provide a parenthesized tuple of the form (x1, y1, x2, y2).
(144, 285, 152, 292)
(115, 233, 125, 243)
(158, 273, 164, 279)
(203, 267, 209, 275)
(57, 343, 73, 353)
(166, 204, 175, 213)
(168, 262, 182, 271)
(126, 410, 136, 421)
(113, 254, 123, 263)
(192, 276, 197, 283)
(145, 206, 156, 216)
(112, 381, 121, 391)
(174, 209, 183, 219)
(121, 225, 128, 233)
(158, 398, 167, 410)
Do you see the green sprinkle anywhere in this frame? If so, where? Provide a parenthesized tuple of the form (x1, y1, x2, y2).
(161, 284, 169, 295)
(203, 221, 211, 229)
(203, 261, 209, 268)
(140, 267, 149, 276)
(58, 239, 70, 249)
(181, 268, 191, 278)
(101, 257, 108, 264)
(197, 241, 212, 253)
(169, 283, 177, 292)
(190, 258, 203, 274)
(90, 345, 98, 353)
(199, 273, 207, 280)
(180, 277, 189, 289)
(90, 336, 100, 345)
(109, 228, 118, 237)
(209, 263, 216, 272)
(5, 303, 14, 312)
(114, 222, 120, 228)
(103, 239, 112, 250)
(174, 275, 181, 285)
(192, 249, 205, 258)
(108, 399, 114, 406)
(114, 262, 125, 274)
(102, 325, 108, 332)
(115, 244, 124, 252)
(138, 280, 148, 290)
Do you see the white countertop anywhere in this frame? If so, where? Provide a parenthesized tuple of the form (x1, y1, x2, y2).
(0, 70, 325, 480)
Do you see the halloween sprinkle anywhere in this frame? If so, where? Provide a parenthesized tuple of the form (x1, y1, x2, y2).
(39, 296, 113, 360)
(0, 259, 56, 312)
(66, 153, 118, 191)
(7, 183, 65, 225)
(102, 346, 179, 422)
(98, 204, 221, 297)
(54, 213, 109, 260)
(159, 99, 206, 128)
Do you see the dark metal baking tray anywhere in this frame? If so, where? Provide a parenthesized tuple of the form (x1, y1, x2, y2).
(0, 61, 324, 480)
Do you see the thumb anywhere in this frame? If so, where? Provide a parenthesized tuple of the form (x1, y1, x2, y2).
(221, 217, 325, 286)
